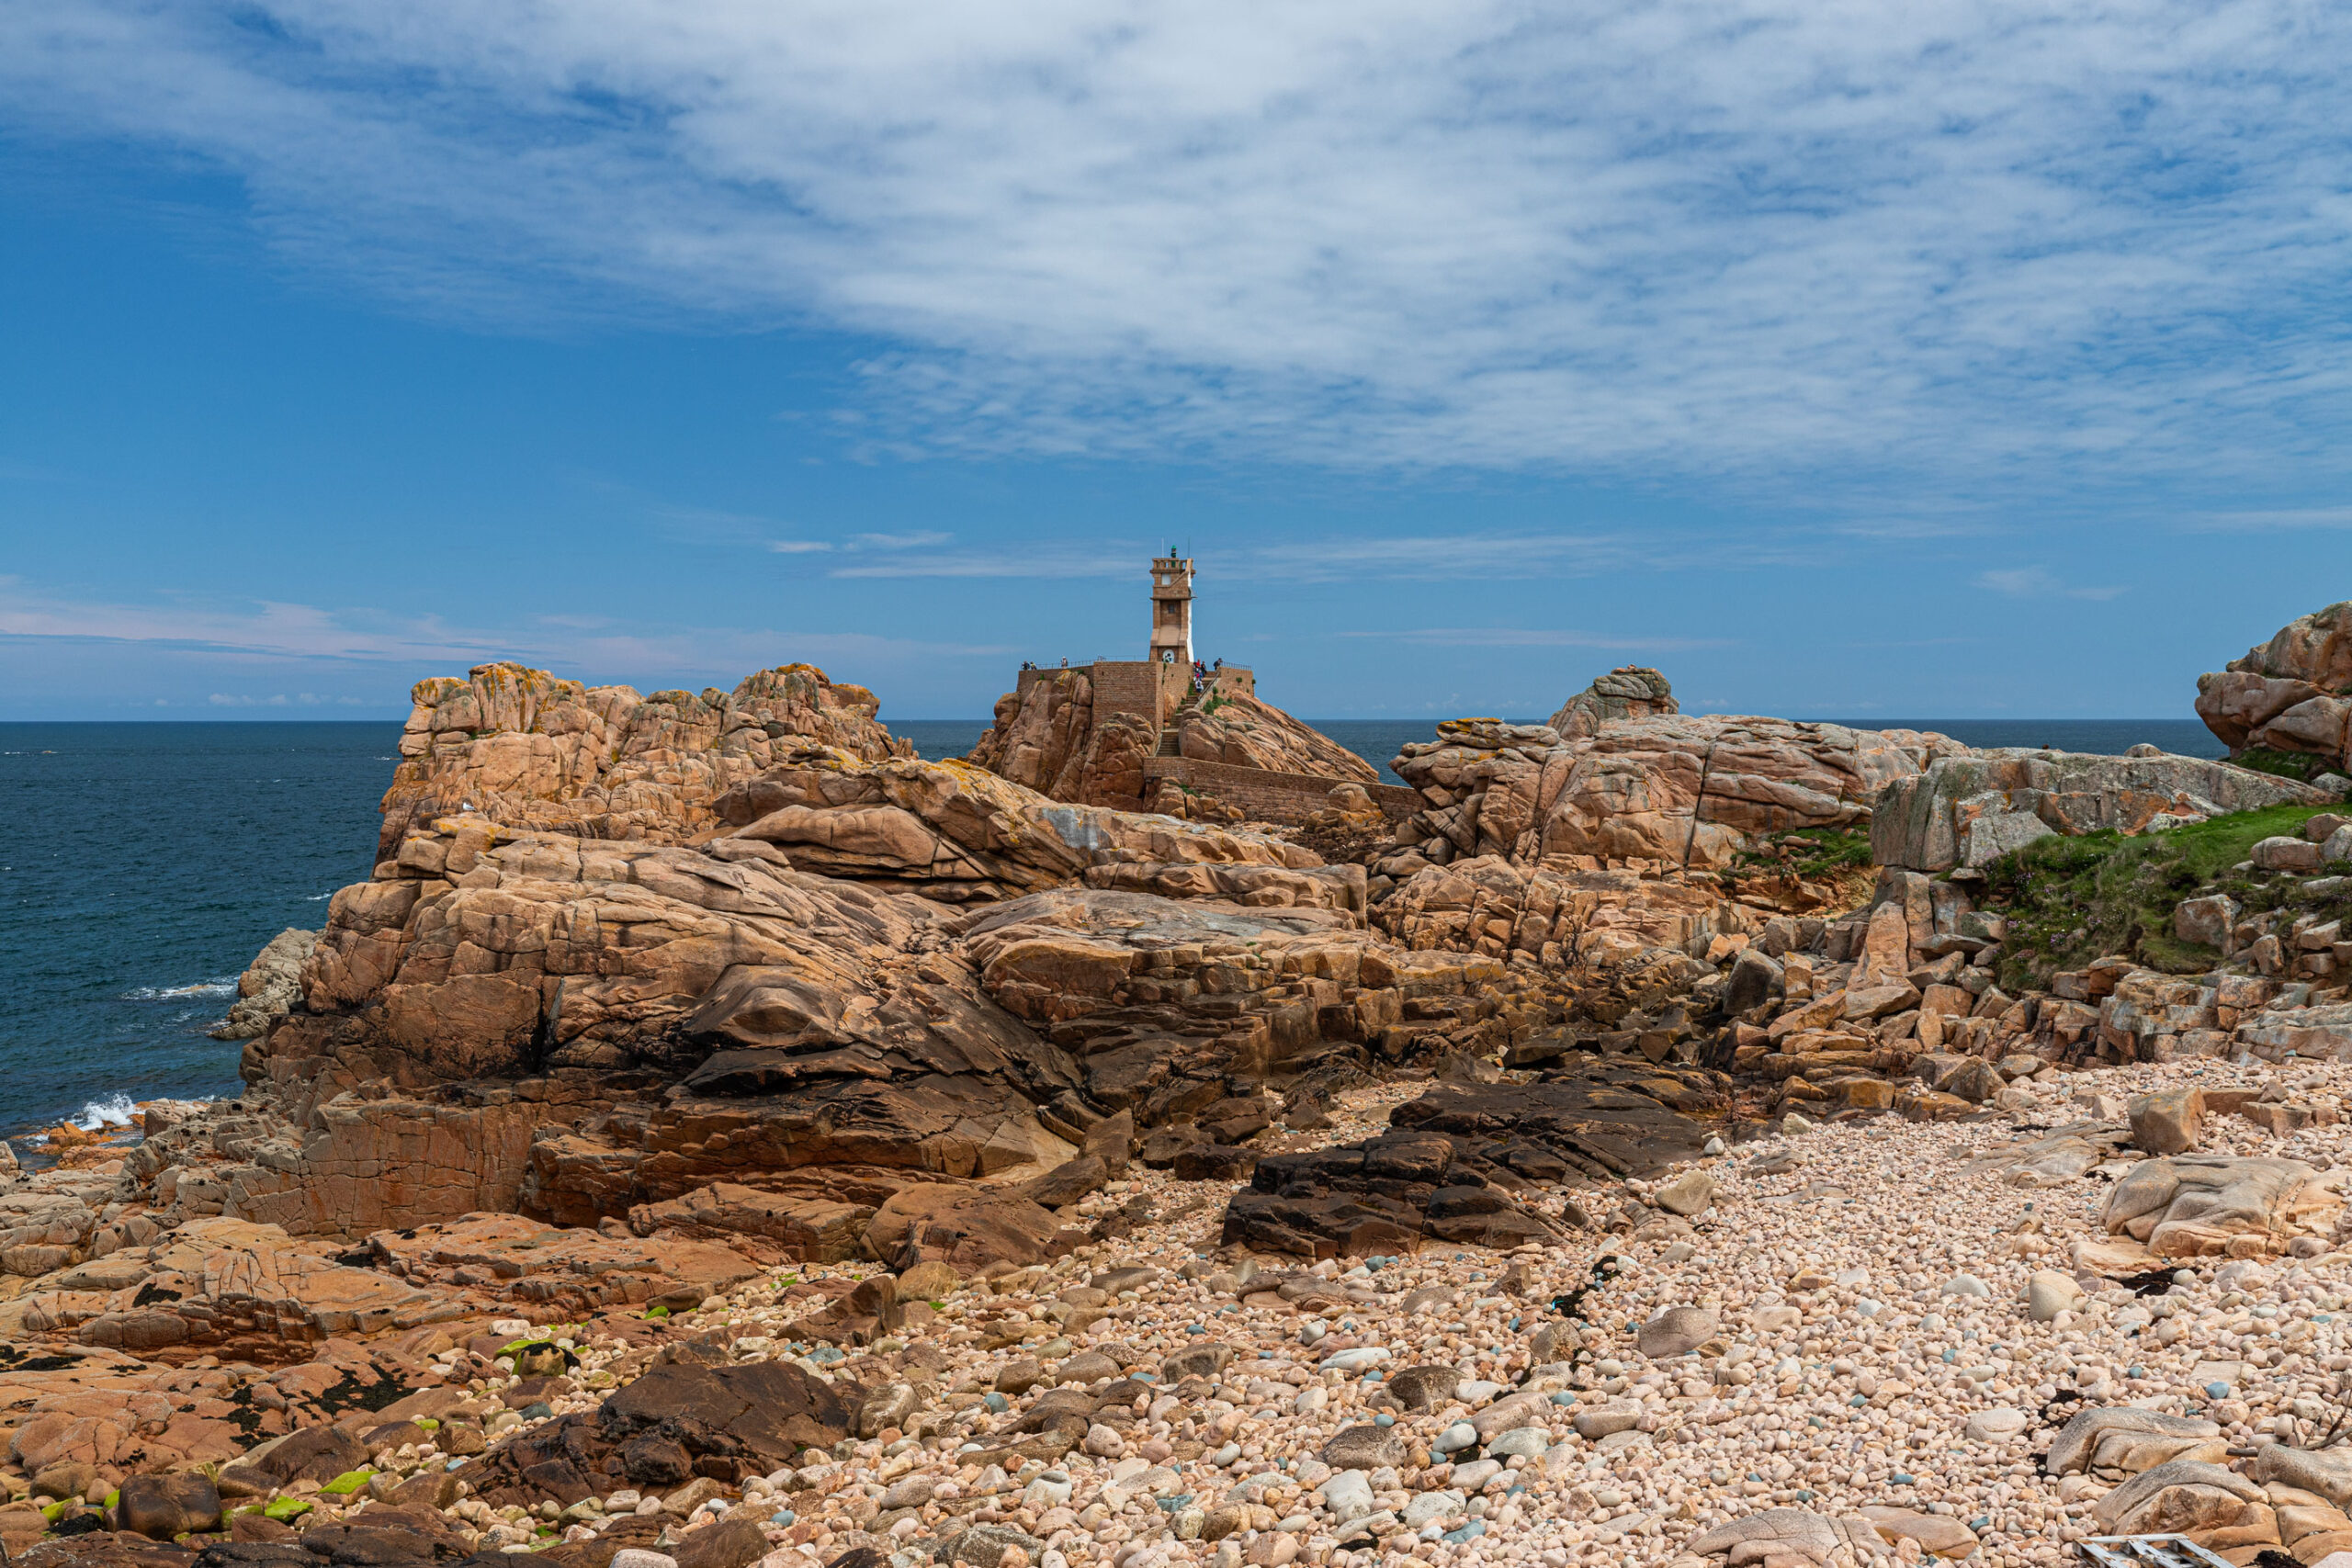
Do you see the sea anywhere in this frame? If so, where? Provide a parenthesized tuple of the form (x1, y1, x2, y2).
(0, 716, 2222, 1144)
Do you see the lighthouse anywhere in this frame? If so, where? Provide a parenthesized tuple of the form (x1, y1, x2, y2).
(1148, 551, 1194, 667)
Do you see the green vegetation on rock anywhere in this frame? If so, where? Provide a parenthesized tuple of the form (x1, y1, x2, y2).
(1980, 803, 2340, 988)
(1719, 826, 1874, 897)
(2231, 748, 2351, 787)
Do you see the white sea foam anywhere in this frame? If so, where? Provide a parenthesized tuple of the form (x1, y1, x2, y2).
(123, 978, 236, 999)
(72, 1094, 139, 1131)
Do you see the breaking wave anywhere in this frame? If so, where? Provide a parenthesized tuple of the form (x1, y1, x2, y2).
(71, 1094, 139, 1131)
(123, 978, 236, 999)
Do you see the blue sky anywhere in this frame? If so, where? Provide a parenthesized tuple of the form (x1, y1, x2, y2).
(3, 0, 2350, 723)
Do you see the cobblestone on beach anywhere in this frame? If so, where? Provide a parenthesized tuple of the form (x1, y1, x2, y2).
(96, 1056, 2325, 1568)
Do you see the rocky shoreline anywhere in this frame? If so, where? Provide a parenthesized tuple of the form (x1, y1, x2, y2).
(12, 606, 2352, 1568)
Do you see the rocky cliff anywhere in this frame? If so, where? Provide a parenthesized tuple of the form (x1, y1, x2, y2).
(380, 661, 910, 859)
(1545, 663, 1679, 738)
(15, 656, 2352, 1568)
(967, 671, 1374, 814)
(1872, 746, 2339, 871)
(86, 663, 1614, 1262)
(1374, 672, 1967, 879)
(963, 668, 1152, 808)
(2198, 601, 2352, 782)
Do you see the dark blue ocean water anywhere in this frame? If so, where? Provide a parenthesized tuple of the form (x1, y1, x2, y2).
(0, 723, 395, 1140)
(0, 716, 2222, 1141)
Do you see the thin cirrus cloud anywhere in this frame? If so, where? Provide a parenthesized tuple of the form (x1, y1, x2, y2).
(1973, 567, 2128, 602)
(1340, 628, 1729, 651)
(0, 577, 1009, 673)
(3, 2, 2349, 494)
(816, 533, 1648, 582)
(2186, 508, 2352, 531)
(768, 531, 956, 556)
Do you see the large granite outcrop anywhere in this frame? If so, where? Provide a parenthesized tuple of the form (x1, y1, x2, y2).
(713, 748, 1316, 903)
(136, 709, 1552, 1240)
(1871, 750, 2337, 872)
(965, 668, 1154, 808)
(2197, 601, 2352, 770)
(208, 929, 318, 1042)
(1374, 855, 1730, 968)
(380, 661, 909, 859)
(1546, 665, 1679, 739)
(1169, 694, 1378, 786)
(968, 672, 1374, 812)
(1387, 687, 1963, 871)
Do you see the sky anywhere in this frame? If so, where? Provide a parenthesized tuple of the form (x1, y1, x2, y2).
(3, 0, 2350, 723)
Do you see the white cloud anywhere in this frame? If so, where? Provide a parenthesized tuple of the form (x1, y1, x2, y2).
(2188, 507, 2352, 531)
(5, 0, 2350, 491)
(829, 547, 1138, 580)
(1338, 627, 1729, 651)
(1973, 566, 2126, 601)
(822, 531, 1656, 581)
(206, 692, 374, 706)
(851, 531, 952, 550)
(0, 575, 1012, 675)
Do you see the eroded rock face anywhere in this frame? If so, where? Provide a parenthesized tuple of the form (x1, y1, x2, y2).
(1871, 749, 2337, 871)
(715, 750, 1317, 903)
(2045, 1407, 2226, 1477)
(1547, 666, 1679, 739)
(1391, 704, 1961, 871)
(1171, 694, 1379, 786)
(363, 1215, 763, 1317)
(182, 717, 1515, 1241)
(1374, 856, 1729, 969)
(382, 661, 909, 859)
(2101, 1154, 2344, 1257)
(1224, 1130, 1567, 1258)
(2197, 602, 2352, 765)
(0, 1216, 434, 1359)
(967, 674, 1374, 811)
(1222, 1062, 1721, 1256)
(965, 669, 1166, 811)
(209, 929, 318, 1042)
(951, 885, 1587, 1092)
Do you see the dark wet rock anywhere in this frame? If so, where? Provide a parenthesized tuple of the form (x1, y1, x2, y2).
(1320, 1424, 1409, 1471)
(1383, 1064, 1723, 1180)
(1385, 1364, 1461, 1412)
(469, 1357, 853, 1506)
(1160, 1344, 1234, 1382)
(295, 1506, 475, 1566)
(114, 1473, 223, 1540)
(864, 1185, 1076, 1275)
(1222, 1130, 1565, 1258)
(1171, 1145, 1261, 1183)
(669, 1517, 769, 1568)
(254, 1425, 368, 1486)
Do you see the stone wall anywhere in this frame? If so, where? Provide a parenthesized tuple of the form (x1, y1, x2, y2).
(1143, 756, 1419, 825)
(1205, 666, 1256, 700)
(1091, 660, 1170, 728)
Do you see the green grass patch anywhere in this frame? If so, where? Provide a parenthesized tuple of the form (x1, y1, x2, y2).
(1979, 802, 2338, 989)
(1719, 827, 1874, 895)
(2231, 748, 2352, 788)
